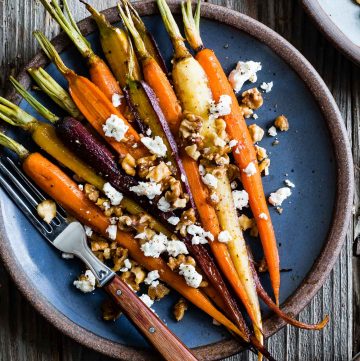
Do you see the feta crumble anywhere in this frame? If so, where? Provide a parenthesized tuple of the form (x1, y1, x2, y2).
(157, 196, 171, 212)
(243, 161, 257, 177)
(166, 240, 188, 257)
(78, 184, 84, 191)
(141, 136, 167, 157)
(231, 181, 238, 190)
(73, 270, 96, 293)
(112, 93, 123, 107)
(84, 225, 93, 237)
(253, 113, 258, 119)
(187, 224, 214, 245)
(284, 179, 295, 188)
(140, 233, 168, 258)
(103, 182, 123, 206)
(103, 114, 129, 142)
(106, 224, 117, 240)
(228, 139, 238, 148)
(130, 182, 162, 200)
(179, 264, 202, 288)
(268, 126, 277, 137)
(232, 190, 249, 210)
(202, 173, 218, 189)
(268, 187, 292, 206)
(228, 61, 262, 93)
(168, 216, 180, 225)
(210, 193, 219, 203)
(146, 128, 152, 136)
(218, 230, 232, 243)
(139, 294, 154, 308)
(120, 258, 132, 272)
(259, 212, 268, 220)
(209, 94, 232, 120)
(198, 164, 206, 176)
(144, 270, 160, 285)
(260, 81, 273, 93)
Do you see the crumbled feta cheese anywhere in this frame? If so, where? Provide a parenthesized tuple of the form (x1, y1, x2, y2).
(231, 181, 238, 190)
(268, 187, 292, 206)
(84, 225, 93, 237)
(168, 216, 180, 225)
(112, 93, 123, 107)
(62, 252, 74, 259)
(78, 184, 84, 191)
(135, 232, 148, 240)
(198, 164, 206, 176)
(259, 212, 268, 220)
(103, 114, 129, 142)
(151, 280, 159, 288)
(218, 230, 232, 243)
(210, 193, 219, 203)
(228, 61, 262, 93)
(179, 264, 202, 288)
(139, 294, 154, 308)
(73, 270, 96, 293)
(106, 224, 117, 240)
(103, 182, 123, 206)
(253, 113, 258, 119)
(260, 81, 273, 93)
(202, 173, 218, 189)
(209, 94, 232, 120)
(284, 179, 295, 188)
(140, 233, 168, 258)
(130, 182, 162, 200)
(124, 259, 132, 269)
(158, 196, 171, 212)
(187, 224, 214, 245)
(232, 190, 249, 210)
(146, 128, 152, 136)
(243, 161, 257, 177)
(103, 201, 110, 210)
(141, 136, 167, 157)
(228, 139, 238, 148)
(109, 217, 118, 225)
(166, 240, 188, 257)
(268, 126, 277, 137)
(144, 270, 160, 285)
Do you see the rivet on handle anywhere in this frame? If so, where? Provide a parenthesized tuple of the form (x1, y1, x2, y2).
(116, 289, 122, 296)
(149, 327, 156, 333)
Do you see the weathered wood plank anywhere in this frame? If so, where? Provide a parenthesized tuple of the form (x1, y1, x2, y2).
(0, 1, 358, 360)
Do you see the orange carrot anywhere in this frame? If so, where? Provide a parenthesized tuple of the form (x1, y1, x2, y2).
(22, 151, 249, 341)
(196, 47, 280, 305)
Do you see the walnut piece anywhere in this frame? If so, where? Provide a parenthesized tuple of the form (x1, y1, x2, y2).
(101, 298, 122, 321)
(258, 158, 270, 175)
(185, 144, 201, 161)
(84, 184, 99, 202)
(179, 112, 202, 142)
(238, 214, 258, 236)
(120, 265, 146, 291)
(274, 115, 289, 131)
(241, 88, 263, 109)
(121, 154, 136, 176)
(167, 254, 196, 271)
(176, 208, 196, 236)
(255, 145, 268, 161)
(257, 258, 268, 273)
(136, 155, 157, 178)
(146, 162, 171, 183)
(173, 298, 188, 321)
(248, 124, 265, 143)
(148, 283, 170, 300)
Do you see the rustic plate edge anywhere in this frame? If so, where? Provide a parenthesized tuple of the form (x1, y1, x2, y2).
(0, 0, 354, 360)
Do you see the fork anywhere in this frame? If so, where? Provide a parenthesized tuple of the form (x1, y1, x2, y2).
(0, 155, 198, 361)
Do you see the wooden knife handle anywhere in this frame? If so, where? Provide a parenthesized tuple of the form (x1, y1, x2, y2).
(104, 275, 198, 361)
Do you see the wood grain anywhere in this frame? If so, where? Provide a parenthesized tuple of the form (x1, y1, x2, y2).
(0, 1, 358, 360)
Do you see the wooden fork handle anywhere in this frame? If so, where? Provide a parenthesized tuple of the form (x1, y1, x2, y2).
(104, 275, 198, 361)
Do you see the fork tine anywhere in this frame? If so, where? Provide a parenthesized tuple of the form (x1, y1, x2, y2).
(0, 171, 53, 236)
(5, 157, 67, 221)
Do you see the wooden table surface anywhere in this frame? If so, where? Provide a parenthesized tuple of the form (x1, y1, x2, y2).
(0, 1, 359, 360)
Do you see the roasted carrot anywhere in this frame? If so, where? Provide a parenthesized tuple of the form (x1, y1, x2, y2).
(157, 0, 263, 349)
(33, 31, 147, 160)
(181, 0, 280, 305)
(39, 0, 124, 110)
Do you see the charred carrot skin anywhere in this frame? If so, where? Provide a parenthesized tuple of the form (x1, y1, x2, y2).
(196, 48, 280, 304)
(21, 151, 249, 341)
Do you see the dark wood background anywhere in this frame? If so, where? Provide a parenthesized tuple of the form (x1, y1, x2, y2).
(0, 1, 359, 360)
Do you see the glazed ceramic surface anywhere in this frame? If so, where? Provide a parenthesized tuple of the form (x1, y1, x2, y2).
(0, 2, 353, 360)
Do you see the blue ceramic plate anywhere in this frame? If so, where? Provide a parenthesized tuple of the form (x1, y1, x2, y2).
(0, 1, 354, 360)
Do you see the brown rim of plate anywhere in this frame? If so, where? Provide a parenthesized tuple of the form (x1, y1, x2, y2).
(302, 0, 360, 66)
(0, 1, 354, 360)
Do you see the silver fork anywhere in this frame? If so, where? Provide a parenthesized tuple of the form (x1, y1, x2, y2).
(0, 155, 197, 361)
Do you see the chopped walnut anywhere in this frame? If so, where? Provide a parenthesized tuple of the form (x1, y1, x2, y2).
(257, 258, 268, 273)
(112, 247, 129, 272)
(121, 154, 136, 176)
(91, 240, 109, 252)
(250, 222, 258, 237)
(274, 115, 289, 131)
(255, 145, 268, 161)
(238, 214, 254, 231)
(241, 88, 263, 109)
(84, 184, 99, 202)
(173, 298, 188, 321)
(167, 254, 196, 271)
(227, 164, 241, 181)
(248, 124, 265, 143)
(101, 298, 122, 321)
(120, 265, 146, 291)
(199, 279, 209, 288)
(136, 155, 157, 178)
(258, 158, 270, 175)
(176, 208, 196, 236)
(214, 118, 229, 143)
(148, 283, 170, 300)
(179, 112, 203, 143)
(146, 162, 171, 183)
(185, 144, 201, 161)
(241, 105, 254, 118)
